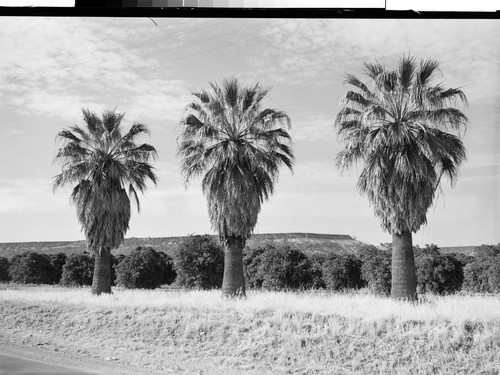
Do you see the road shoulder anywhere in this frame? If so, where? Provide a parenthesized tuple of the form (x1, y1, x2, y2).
(0, 338, 161, 375)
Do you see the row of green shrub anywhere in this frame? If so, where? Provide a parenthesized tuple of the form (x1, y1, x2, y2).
(173, 238, 500, 295)
(1, 236, 499, 295)
(175, 237, 500, 295)
(0, 248, 176, 289)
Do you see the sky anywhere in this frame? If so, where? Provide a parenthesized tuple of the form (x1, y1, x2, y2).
(0, 17, 498, 247)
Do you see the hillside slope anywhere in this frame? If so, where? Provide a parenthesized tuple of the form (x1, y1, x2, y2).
(0, 233, 374, 259)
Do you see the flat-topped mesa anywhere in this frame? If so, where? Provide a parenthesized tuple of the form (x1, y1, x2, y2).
(0, 235, 482, 260)
(250, 233, 355, 241)
(0, 233, 359, 259)
(438, 246, 477, 256)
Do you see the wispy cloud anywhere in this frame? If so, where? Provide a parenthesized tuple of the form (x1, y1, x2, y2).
(0, 18, 193, 123)
(290, 114, 336, 143)
(5, 126, 24, 136)
(251, 19, 500, 102)
(0, 178, 67, 213)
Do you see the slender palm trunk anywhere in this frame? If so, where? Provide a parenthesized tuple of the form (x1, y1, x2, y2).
(222, 237, 246, 298)
(391, 231, 417, 301)
(91, 247, 112, 295)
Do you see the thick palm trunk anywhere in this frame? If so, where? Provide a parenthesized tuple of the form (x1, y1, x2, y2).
(91, 247, 112, 295)
(222, 237, 246, 298)
(391, 231, 417, 301)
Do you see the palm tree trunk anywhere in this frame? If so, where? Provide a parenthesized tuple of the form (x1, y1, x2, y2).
(391, 231, 417, 301)
(91, 247, 112, 295)
(222, 237, 246, 298)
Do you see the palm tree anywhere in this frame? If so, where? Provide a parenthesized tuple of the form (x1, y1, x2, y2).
(177, 78, 294, 298)
(335, 55, 468, 300)
(53, 109, 158, 295)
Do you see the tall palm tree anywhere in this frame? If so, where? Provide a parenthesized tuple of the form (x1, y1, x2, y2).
(53, 109, 158, 295)
(335, 55, 468, 300)
(177, 78, 294, 298)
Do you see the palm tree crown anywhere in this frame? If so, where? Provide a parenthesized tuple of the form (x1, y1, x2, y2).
(53, 109, 158, 253)
(178, 78, 294, 242)
(336, 56, 468, 234)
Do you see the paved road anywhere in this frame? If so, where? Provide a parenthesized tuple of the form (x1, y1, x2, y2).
(0, 353, 98, 375)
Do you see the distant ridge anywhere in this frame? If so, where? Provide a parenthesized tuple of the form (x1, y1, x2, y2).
(0, 233, 368, 259)
(0, 234, 483, 259)
(251, 233, 354, 240)
(439, 246, 477, 256)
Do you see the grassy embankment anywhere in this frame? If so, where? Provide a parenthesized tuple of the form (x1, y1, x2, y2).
(1, 285, 499, 374)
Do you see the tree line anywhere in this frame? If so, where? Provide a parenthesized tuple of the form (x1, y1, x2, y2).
(51, 55, 469, 300)
(2, 236, 498, 295)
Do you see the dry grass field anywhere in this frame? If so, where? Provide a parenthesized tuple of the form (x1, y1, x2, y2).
(1, 285, 499, 374)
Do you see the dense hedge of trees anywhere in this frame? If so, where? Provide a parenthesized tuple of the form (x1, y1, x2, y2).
(116, 247, 175, 289)
(49, 253, 68, 284)
(359, 248, 392, 296)
(414, 245, 464, 295)
(488, 262, 500, 293)
(321, 253, 363, 291)
(60, 254, 94, 286)
(158, 251, 177, 286)
(309, 254, 326, 289)
(174, 235, 224, 289)
(111, 254, 126, 286)
(0, 257, 10, 282)
(463, 258, 500, 293)
(9, 252, 56, 284)
(473, 244, 500, 258)
(244, 243, 312, 291)
(1, 242, 499, 296)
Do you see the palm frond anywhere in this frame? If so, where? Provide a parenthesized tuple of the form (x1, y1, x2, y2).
(363, 62, 384, 80)
(379, 71, 397, 92)
(102, 109, 124, 133)
(342, 91, 372, 109)
(178, 78, 293, 240)
(53, 109, 157, 253)
(438, 88, 469, 107)
(67, 125, 94, 147)
(430, 130, 466, 186)
(335, 107, 363, 125)
(125, 144, 158, 162)
(408, 108, 468, 131)
(241, 84, 260, 113)
(335, 55, 468, 234)
(343, 74, 374, 99)
(222, 77, 239, 108)
(254, 109, 291, 130)
(398, 54, 416, 91)
(335, 145, 364, 171)
(418, 58, 440, 86)
(81, 108, 103, 137)
(125, 122, 151, 139)
(56, 129, 82, 144)
(128, 183, 140, 212)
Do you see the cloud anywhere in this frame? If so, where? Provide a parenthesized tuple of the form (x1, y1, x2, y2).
(0, 18, 193, 123)
(0, 178, 68, 214)
(123, 79, 193, 124)
(290, 114, 336, 143)
(4, 126, 24, 136)
(458, 164, 500, 184)
(273, 159, 356, 196)
(250, 19, 500, 103)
